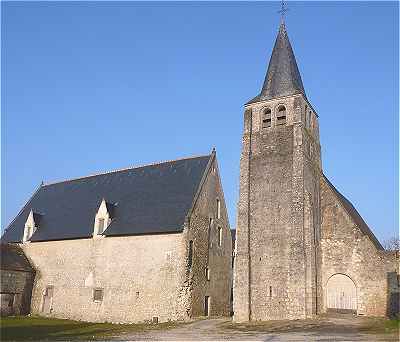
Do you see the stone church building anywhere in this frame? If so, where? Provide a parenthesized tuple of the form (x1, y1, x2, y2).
(233, 21, 399, 321)
(1, 18, 398, 324)
(1, 152, 233, 323)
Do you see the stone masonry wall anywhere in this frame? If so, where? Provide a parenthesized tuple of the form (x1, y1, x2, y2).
(234, 94, 321, 321)
(183, 154, 232, 317)
(21, 233, 187, 323)
(0, 270, 34, 315)
(320, 176, 399, 317)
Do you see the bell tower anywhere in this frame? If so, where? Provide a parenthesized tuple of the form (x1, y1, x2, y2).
(233, 21, 322, 321)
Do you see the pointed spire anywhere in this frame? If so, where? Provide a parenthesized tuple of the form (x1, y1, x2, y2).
(249, 22, 306, 103)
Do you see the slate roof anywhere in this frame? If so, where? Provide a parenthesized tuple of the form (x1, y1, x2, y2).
(247, 22, 306, 104)
(0, 243, 34, 272)
(323, 175, 384, 250)
(1, 155, 212, 242)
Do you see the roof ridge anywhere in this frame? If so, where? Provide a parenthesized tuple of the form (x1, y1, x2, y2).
(43, 154, 211, 187)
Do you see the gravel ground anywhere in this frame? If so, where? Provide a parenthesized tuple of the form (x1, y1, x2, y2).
(116, 314, 399, 341)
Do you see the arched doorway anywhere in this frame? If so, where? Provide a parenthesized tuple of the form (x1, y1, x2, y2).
(326, 274, 357, 313)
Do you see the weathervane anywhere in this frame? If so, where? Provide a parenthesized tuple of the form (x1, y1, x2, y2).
(278, 0, 289, 23)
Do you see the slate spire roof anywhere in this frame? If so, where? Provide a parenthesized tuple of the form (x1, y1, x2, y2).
(248, 22, 306, 104)
(1, 154, 213, 242)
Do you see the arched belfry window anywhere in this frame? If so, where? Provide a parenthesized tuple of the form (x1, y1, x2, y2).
(261, 108, 272, 128)
(276, 105, 286, 125)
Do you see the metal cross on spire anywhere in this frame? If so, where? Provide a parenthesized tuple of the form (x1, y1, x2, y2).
(278, 0, 289, 24)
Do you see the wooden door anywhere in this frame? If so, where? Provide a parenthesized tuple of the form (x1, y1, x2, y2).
(42, 286, 54, 314)
(327, 274, 357, 313)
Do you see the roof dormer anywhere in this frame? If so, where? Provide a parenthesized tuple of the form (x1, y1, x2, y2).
(23, 209, 41, 242)
(93, 199, 114, 237)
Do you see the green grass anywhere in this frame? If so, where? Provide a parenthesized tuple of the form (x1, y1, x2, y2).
(0, 315, 182, 341)
(358, 317, 399, 335)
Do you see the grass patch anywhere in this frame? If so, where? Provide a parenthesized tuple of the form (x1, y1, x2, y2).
(358, 317, 399, 335)
(0, 315, 183, 341)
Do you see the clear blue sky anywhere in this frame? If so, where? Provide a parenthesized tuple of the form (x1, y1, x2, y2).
(1, 1, 398, 244)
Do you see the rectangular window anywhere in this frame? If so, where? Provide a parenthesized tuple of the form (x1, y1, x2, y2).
(269, 286, 273, 297)
(218, 227, 222, 247)
(205, 267, 210, 281)
(93, 288, 103, 302)
(98, 218, 105, 232)
(216, 199, 221, 219)
(188, 241, 193, 268)
(8, 294, 14, 307)
(204, 296, 210, 316)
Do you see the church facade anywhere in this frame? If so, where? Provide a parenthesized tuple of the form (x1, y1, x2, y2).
(233, 22, 399, 321)
(1, 152, 233, 323)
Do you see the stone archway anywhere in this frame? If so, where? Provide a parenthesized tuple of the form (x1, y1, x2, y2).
(326, 274, 357, 313)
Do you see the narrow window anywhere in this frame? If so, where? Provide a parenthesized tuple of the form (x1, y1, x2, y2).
(205, 267, 210, 281)
(8, 294, 14, 307)
(276, 105, 286, 125)
(188, 240, 193, 268)
(218, 227, 222, 247)
(261, 108, 272, 128)
(304, 105, 308, 124)
(204, 296, 210, 316)
(269, 286, 273, 297)
(93, 288, 103, 302)
(98, 218, 105, 233)
(216, 199, 221, 219)
(307, 111, 312, 128)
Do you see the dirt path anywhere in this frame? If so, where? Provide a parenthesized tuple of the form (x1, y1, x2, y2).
(118, 314, 398, 341)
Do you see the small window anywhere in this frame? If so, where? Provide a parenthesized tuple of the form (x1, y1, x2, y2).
(204, 296, 210, 316)
(269, 286, 272, 297)
(262, 108, 272, 128)
(276, 105, 286, 125)
(218, 227, 222, 247)
(205, 267, 210, 281)
(188, 240, 193, 268)
(93, 288, 103, 302)
(98, 218, 105, 233)
(216, 199, 221, 219)
(304, 105, 308, 123)
(8, 294, 14, 307)
(25, 226, 33, 241)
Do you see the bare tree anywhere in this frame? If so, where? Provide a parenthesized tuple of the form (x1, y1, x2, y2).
(383, 237, 400, 251)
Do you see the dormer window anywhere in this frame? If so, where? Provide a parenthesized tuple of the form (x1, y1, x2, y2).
(261, 108, 272, 128)
(93, 199, 114, 237)
(276, 105, 286, 125)
(23, 209, 41, 242)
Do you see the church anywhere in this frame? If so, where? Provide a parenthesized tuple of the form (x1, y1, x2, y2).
(233, 21, 399, 321)
(1, 15, 398, 323)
